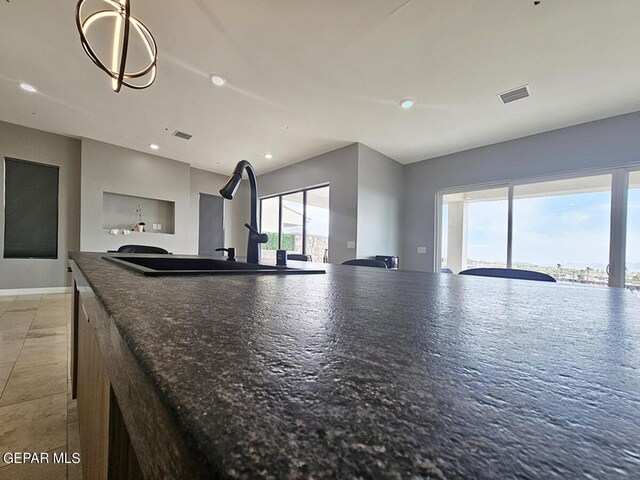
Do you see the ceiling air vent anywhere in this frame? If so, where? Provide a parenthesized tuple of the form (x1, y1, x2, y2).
(172, 130, 193, 140)
(498, 85, 530, 104)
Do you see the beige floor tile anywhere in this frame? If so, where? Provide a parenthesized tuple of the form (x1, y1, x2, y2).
(0, 321, 31, 342)
(31, 315, 67, 331)
(0, 344, 23, 365)
(0, 447, 67, 479)
(0, 362, 67, 407)
(0, 308, 36, 323)
(35, 303, 66, 314)
(0, 363, 13, 396)
(14, 295, 42, 302)
(0, 294, 80, 478)
(38, 298, 67, 307)
(14, 330, 66, 369)
(0, 301, 13, 316)
(0, 311, 36, 334)
(7, 301, 40, 313)
(0, 329, 28, 345)
(26, 327, 67, 341)
(42, 294, 66, 301)
(0, 393, 67, 454)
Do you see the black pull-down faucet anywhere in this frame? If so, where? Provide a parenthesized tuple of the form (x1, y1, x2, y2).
(219, 160, 268, 264)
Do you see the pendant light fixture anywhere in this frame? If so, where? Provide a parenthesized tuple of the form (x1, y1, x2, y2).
(75, 0, 158, 92)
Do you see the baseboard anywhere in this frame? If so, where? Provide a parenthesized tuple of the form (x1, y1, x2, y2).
(0, 286, 72, 296)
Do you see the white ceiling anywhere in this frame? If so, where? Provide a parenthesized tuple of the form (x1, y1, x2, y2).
(2, 1, 640, 175)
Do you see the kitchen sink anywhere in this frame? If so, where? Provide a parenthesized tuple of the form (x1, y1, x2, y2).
(104, 255, 325, 276)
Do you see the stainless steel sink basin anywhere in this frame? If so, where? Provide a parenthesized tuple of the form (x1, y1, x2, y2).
(104, 255, 325, 276)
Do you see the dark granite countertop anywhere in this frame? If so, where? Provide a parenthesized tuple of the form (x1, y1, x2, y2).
(70, 252, 640, 479)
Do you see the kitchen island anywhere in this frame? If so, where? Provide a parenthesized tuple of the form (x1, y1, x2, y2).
(69, 252, 640, 479)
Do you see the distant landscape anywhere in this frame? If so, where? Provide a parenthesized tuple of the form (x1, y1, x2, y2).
(461, 259, 640, 290)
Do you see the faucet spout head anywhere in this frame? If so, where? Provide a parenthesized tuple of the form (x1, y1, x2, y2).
(219, 173, 242, 199)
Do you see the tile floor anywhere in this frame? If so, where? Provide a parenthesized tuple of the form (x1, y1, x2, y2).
(0, 293, 82, 480)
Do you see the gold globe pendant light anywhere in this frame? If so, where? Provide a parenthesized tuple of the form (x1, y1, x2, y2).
(76, 0, 158, 92)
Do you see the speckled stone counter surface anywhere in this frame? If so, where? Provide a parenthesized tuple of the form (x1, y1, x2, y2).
(70, 252, 640, 479)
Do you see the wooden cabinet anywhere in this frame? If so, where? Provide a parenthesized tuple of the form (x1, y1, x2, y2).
(75, 296, 144, 480)
(77, 303, 110, 479)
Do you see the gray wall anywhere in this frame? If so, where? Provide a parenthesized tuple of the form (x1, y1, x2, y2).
(80, 139, 191, 254)
(189, 167, 249, 256)
(356, 144, 404, 259)
(0, 121, 80, 289)
(403, 111, 640, 272)
(258, 144, 359, 264)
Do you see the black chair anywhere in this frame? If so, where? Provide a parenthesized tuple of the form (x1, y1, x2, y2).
(458, 268, 556, 283)
(287, 254, 312, 262)
(341, 259, 388, 268)
(116, 244, 169, 254)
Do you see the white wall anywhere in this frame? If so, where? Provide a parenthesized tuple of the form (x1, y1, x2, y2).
(403, 111, 640, 272)
(356, 144, 404, 259)
(189, 167, 250, 257)
(0, 121, 80, 289)
(80, 139, 192, 254)
(257, 144, 359, 264)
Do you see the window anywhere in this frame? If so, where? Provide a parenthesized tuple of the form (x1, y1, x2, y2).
(512, 175, 612, 285)
(305, 187, 330, 261)
(260, 185, 329, 262)
(626, 171, 640, 290)
(260, 197, 280, 260)
(441, 187, 508, 273)
(282, 192, 304, 254)
(4, 158, 59, 259)
(438, 172, 617, 287)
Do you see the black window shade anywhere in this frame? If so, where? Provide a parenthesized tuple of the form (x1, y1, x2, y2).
(4, 157, 59, 259)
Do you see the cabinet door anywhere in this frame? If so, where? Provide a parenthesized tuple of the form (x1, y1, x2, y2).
(77, 304, 111, 480)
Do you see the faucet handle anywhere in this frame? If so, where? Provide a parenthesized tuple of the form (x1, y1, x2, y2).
(215, 247, 236, 261)
(244, 223, 269, 244)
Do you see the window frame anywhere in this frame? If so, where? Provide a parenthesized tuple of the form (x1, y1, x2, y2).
(435, 163, 640, 288)
(260, 184, 330, 256)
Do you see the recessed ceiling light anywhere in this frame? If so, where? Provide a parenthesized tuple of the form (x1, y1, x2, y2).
(210, 74, 226, 86)
(20, 83, 37, 93)
(149, 144, 159, 150)
(399, 98, 414, 109)
(264, 153, 273, 160)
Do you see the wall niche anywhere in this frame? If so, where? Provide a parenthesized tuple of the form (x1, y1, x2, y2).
(102, 192, 175, 234)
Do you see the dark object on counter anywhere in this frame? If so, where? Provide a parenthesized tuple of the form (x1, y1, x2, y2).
(276, 250, 287, 266)
(219, 160, 268, 264)
(375, 255, 399, 269)
(117, 244, 169, 254)
(215, 247, 236, 261)
(287, 254, 311, 262)
(341, 259, 388, 268)
(104, 255, 324, 276)
(459, 267, 556, 282)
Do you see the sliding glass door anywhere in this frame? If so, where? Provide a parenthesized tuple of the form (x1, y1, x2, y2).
(441, 187, 508, 273)
(626, 171, 640, 291)
(512, 175, 612, 285)
(281, 192, 304, 254)
(305, 187, 330, 261)
(260, 185, 330, 262)
(437, 169, 640, 289)
(260, 196, 280, 260)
